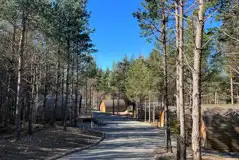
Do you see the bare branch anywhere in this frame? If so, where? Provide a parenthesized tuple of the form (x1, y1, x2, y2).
(148, 20, 162, 34)
(184, 53, 194, 72)
(204, 9, 218, 22)
(0, 80, 17, 94)
(221, 30, 239, 42)
(229, 65, 239, 75)
(202, 35, 215, 49)
(185, 1, 198, 14)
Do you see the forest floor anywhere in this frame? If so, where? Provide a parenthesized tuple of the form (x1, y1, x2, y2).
(0, 126, 102, 160)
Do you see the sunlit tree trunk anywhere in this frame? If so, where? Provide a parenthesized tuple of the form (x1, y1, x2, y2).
(179, 0, 186, 159)
(112, 95, 115, 115)
(145, 97, 147, 122)
(117, 90, 120, 114)
(192, 0, 204, 159)
(149, 96, 151, 123)
(175, 0, 180, 121)
(230, 70, 234, 104)
(175, 0, 181, 158)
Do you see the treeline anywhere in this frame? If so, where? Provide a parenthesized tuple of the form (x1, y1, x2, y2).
(96, 0, 239, 160)
(0, 0, 97, 140)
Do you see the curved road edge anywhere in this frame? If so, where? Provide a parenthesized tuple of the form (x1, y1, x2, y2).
(47, 129, 105, 160)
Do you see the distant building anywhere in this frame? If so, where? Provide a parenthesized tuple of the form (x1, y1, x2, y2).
(99, 99, 126, 113)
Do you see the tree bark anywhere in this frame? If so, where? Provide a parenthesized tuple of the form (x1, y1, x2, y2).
(117, 91, 120, 114)
(61, 66, 65, 125)
(145, 97, 147, 122)
(70, 53, 74, 126)
(230, 71, 234, 104)
(74, 54, 79, 127)
(175, 0, 180, 121)
(89, 85, 92, 112)
(153, 102, 155, 123)
(28, 71, 33, 135)
(53, 52, 60, 126)
(214, 92, 218, 105)
(113, 95, 115, 115)
(175, 0, 180, 158)
(79, 94, 82, 116)
(85, 77, 88, 114)
(42, 49, 49, 122)
(192, 0, 204, 159)
(149, 96, 151, 123)
(179, 0, 186, 159)
(33, 61, 39, 125)
(4, 21, 16, 127)
(64, 40, 71, 130)
(15, 11, 26, 140)
(162, 0, 172, 153)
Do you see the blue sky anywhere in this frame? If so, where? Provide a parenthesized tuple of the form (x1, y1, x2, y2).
(87, 0, 221, 70)
(87, 0, 154, 70)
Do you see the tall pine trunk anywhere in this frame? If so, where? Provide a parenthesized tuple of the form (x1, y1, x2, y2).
(53, 52, 60, 126)
(4, 22, 16, 127)
(117, 91, 120, 114)
(42, 50, 49, 122)
(70, 53, 74, 126)
(175, 0, 180, 121)
(61, 66, 65, 125)
(230, 70, 234, 104)
(175, 0, 181, 158)
(74, 53, 79, 127)
(179, 0, 186, 159)
(112, 96, 115, 115)
(145, 98, 147, 122)
(15, 11, 26, 140)
(33, 61, 39, 125)
(79, 94, 82, 116)
(28, 63, 34, 135)
(149, 96, 151, 123)
(64, 40, 71, 130)
(162, 0, 172, 153)
(85, 77, 88, 114)
(192, 0, 204, 159)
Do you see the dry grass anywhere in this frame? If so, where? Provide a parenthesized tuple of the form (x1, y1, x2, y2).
(0, 126, 102, 160)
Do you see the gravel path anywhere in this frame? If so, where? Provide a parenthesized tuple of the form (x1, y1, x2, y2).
(59, 112, 165, 160)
